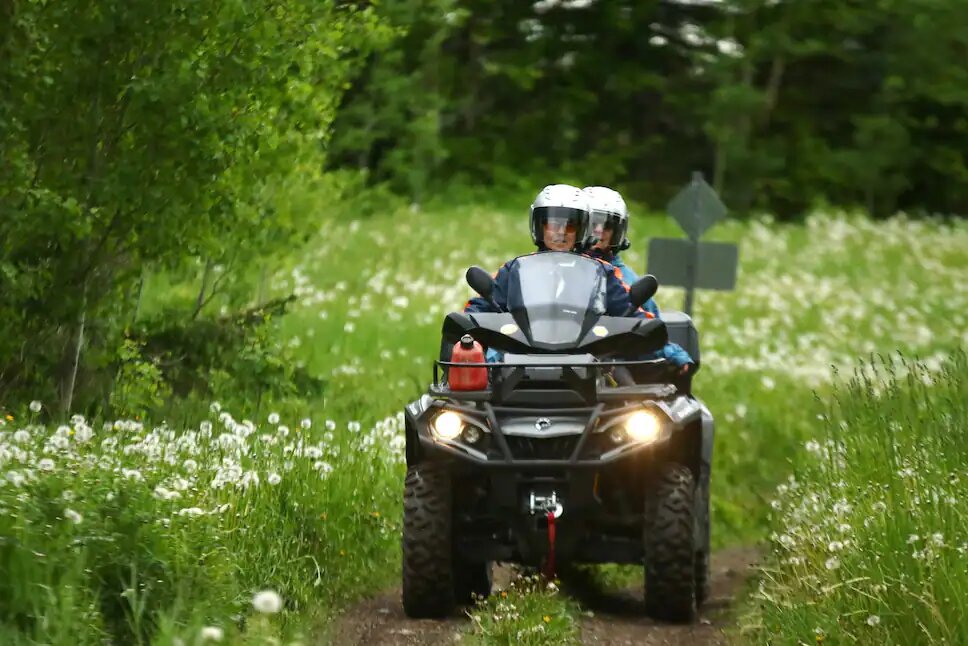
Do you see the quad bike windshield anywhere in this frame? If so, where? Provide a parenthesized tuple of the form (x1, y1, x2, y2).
(506, 252, 607, 346)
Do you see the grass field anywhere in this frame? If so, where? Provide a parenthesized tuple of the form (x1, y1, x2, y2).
(1, 195, 966, 643)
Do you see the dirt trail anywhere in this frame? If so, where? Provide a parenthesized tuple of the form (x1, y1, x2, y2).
(328, 546, 758, 645)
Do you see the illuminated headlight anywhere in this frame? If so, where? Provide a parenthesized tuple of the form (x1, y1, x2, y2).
(625, 410, 662, 443)
(432, 411, 463, 440)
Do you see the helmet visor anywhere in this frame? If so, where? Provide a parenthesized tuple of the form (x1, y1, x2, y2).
(588, 210, 626, 250)
(533, 206, 587, 249)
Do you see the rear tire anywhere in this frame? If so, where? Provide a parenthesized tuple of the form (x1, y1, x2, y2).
(644, 464, 697, 623)
(453, 560, 492, 604)
(402, 464, 455, 617)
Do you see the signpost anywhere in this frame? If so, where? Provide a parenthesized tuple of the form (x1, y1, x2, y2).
(646, 172, 738, 317)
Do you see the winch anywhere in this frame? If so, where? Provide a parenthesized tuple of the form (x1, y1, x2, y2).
(528, 490, 563, 578)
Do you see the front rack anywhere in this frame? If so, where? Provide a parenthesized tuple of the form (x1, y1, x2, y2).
(432, 358, 677, 405)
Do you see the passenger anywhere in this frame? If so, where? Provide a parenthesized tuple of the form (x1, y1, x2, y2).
(582, 186, 694, 371)
(582, 186, 656, 314)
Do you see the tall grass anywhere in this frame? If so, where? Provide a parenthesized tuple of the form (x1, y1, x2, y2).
(743, 350, 968, 643)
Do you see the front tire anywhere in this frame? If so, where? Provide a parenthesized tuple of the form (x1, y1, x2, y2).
(644, 464, 697, 623)
(402, 464, 455, 617)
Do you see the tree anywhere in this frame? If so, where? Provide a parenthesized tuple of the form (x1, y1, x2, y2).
(0, 0, 386, 410)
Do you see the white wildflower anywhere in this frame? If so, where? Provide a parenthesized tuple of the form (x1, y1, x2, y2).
(183, 459, 199, 473)
(177, 507, 206, 517)
(268, 473, 282, 486)
(300, 418, 312, 430)
(200, 421, 213, 434)
(325, 419, 336, 431)
(252, 590, 283, 614)
(825, 557, 840, 570)
(199, 626, 224, 642)
(29, 400, 42, 413)
(74, 424, 94, 443)
(348, 421, 361, 433)
(122, 468, 144, 481)
(210, 401, 222, 414)
(64, 508, 83, 524)
(38, 458, 55, 471)
(13, 430, 30, 443)
(268, 412, 280, 425)
(240, 470, 260, 489)
(153, 485, 180, 501)
(277, 425, 289, 438)
(867, 615, 880, 626)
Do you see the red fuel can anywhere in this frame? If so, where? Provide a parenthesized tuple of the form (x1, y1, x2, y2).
(449, 334, 488, 391)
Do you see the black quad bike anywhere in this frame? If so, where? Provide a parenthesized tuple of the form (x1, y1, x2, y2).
(401, 252, 714, 623)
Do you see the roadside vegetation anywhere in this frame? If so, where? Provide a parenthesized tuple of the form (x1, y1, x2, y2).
(742, 351, 968, 643)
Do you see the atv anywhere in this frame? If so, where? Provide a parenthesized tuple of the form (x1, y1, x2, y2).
(401, 251, 714, 623)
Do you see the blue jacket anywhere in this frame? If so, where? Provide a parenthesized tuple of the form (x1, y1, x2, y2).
(465, 252, 695, 369)
(588, 249, 660, 318)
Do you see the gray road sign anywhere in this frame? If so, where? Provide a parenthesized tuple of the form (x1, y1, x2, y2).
(647, 238, 739, 292)
(666, 171, 727, 240)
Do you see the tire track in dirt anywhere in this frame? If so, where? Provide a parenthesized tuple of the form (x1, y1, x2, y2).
(574, 546, 758, 645)
(328, 546, 757, 645)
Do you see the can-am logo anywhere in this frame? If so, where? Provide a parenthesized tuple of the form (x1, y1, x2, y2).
(534, 417, 552, 431)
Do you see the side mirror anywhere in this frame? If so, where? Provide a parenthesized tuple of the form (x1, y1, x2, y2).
(628, 274, 659, 310)
(466, 266, 495, 299)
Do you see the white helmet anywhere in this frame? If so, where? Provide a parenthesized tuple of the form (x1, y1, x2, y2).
(583, 186, 630, 252)
(529, 184, 590, 250)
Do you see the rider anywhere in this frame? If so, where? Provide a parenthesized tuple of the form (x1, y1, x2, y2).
(464, 184, 695, 374)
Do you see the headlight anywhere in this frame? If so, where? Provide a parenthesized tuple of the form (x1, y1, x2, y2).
(432, 411, 463, 440)
(625, 410, 662, 443)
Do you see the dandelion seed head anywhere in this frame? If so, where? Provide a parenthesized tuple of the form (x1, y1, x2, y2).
(252, 589, 283, 614)
(199, 626, 224, 642)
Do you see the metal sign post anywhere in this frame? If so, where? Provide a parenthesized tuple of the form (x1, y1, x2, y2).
(646, 172, 738, 317)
